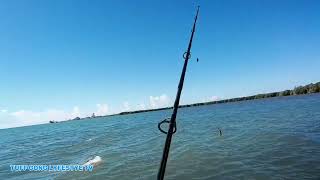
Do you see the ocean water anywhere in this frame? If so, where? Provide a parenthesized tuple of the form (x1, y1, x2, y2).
(0, 94, 320, 180)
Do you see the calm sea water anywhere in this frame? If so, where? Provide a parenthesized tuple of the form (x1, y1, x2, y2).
(0, 94, 320, 180)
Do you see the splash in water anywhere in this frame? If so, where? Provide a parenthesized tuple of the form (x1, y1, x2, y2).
(83, 156, 102, 166)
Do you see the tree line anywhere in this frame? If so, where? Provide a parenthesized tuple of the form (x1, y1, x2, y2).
(119, 82, 320, 115)
(182, 82, 320, 107)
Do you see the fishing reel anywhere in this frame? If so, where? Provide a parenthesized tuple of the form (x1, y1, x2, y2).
(158, 118, 177, 134)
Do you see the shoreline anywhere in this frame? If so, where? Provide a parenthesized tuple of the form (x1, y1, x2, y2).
(115, 81, 320, 115)
(2, 82, 319, 130)
(53, 81, 318, 121)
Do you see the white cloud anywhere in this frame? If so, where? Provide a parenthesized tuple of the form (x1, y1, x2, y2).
(201, 96, 220, 103)
(9, 106, 83, 123)
(122, 101, 130, 112)
(10, 109, 67, 127)
(210, 96, 220, 101)
(1, 95, 172, 129)
(70, 106, 81, 118)
(0, 103, 115, 129)
(0, 106, 84, 129)
(95, 104, 109, 116)
(149, 94, 171, 109)
(137, 103, 146, 110)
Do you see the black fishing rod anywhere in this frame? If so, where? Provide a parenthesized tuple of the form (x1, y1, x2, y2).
(157, 6, 200, 180)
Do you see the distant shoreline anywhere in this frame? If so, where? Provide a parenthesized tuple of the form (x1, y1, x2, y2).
(117, 82, 320, 115)
(53, 81, 320, 122)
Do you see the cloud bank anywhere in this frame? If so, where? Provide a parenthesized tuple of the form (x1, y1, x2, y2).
(95, 104, 109, 116)
(0, 94, 173, 129)
(149, 94, 171, 109)
(0, 104, 111, 129)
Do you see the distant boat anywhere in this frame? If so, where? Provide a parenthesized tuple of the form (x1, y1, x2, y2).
(49, 120, 58, 123)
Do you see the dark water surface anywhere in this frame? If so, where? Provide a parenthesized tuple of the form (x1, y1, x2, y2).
(0, 94, 320, 180)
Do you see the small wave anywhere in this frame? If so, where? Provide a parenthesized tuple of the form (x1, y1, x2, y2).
(83, 156, 102, 166)
(86, 138, 92, 142)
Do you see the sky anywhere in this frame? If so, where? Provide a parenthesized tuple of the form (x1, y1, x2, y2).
(0, 0, 319, 129)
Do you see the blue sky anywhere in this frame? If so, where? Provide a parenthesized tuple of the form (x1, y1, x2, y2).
(0, 0, 319, 128)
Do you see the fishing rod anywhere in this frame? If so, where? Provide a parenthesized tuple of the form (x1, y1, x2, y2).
(157, 6, 200, 180)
